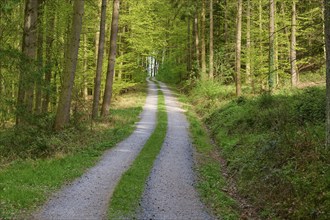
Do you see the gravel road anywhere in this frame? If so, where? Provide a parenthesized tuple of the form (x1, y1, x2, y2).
(138, 82, 214, 220)
(34, 80, 158, 220)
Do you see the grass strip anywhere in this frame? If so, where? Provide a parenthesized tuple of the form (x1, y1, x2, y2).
(0, 88, 146, 219)
(176, 93, 240, 220)
(108, 89, 167, 219)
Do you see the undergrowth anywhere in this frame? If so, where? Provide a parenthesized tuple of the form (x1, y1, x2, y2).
(185, 80, 329, 219)
(184, 106, 240, 219)
(0, 84, 147, 219)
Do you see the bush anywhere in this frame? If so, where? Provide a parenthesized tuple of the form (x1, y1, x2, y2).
(189, 84, 329, 219)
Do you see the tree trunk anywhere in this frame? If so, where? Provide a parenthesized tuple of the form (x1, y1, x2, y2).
(118, 27, 125, 81)
(35, 0, 44, 114)
(324, 0, 330, 146)
(92, 0, 107, 120)
(269, 0, 276, 91)
(101, 0, 120, 117)
(187, 16, 192, 74)
(201, 0, 207, 80)
(54, 0, 84, 130)
(246, 0, 251, 84)
(16, 0, 38, 125)
(291, 1, 298, 87)
(209, 0, 214, 79)
(224, 0, 228, 45)
(194, 3, 200, 70)
(259, 0, 263, 51)
(42, 1, 55, 113)
(83, 34, 88, 99)
(235, 0, 242, 96)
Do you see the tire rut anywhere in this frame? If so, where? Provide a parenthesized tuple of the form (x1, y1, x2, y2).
(34, 80, 158, 220)
(138, 82, 214, 220)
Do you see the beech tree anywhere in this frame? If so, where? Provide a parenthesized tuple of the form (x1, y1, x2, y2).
(209, 0, 214, 79)
(92, 0, 107, 120)
(291, 0, 298, 87)
(325, 0, 330, 146)
(17, 0, 38, 125)
(269, 0, 275, 91)
(101, 0, 120, 117)
(235, 0, 242, 96)
(201, 0, 206, 80)
(54, 0, 84, 130)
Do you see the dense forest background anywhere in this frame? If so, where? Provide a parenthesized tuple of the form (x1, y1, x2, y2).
(0, 0, 327, 128)
(0, 0, 329, 219)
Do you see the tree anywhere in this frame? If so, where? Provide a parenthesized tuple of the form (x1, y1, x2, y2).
(35, 0, 44, 114)
(235, 0, 242, 96)
(101, 0, 120, 117)
(209, 0, 214, 79)
(54, 0, 84, 130)
(17, 0, 38, 125)
(42, 0, 56, 113)
(291, 0, 298, 87)
(269, 0, 276, 91)
(325, 0, 330, 146)
(246, 0, 251, 84)
(201, 0, 207, 80)
(92, 0, 107, 120)
(194, 2, 200, 70)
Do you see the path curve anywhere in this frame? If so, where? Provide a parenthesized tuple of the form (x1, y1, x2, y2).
(138, 82, 213, 220)
(34, 80, 158, 220)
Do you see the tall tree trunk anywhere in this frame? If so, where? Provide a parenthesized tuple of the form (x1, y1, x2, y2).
(83, 34, 88, 99)
(235, 0, 242, 96)
(35, 0, 44, 114)
(101, 0, 120, 117)
(201, 0, 207, 80)
(291, 0, 298, 87)
(42, 0, 55, 113)
(269, 0, 276, 91)
(118, 27, 125, 81)
(259, 0, 263, 51)
(16, 0, 38, 125)
(246, 0, 251, 84)
(92, 0, 107, 120)
(187, 16, 192, 74)
(54, 0, 84, 130)
(224, 0, 228, 45)
(194, 3, 200, 70)
(0, 6, 3, 100)
(324, 0, 330, 147)
(209, 0, 214, 79)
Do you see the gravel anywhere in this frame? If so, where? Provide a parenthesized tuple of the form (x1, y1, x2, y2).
(34, 80, 158, 220)
(138, 82, 214, 220)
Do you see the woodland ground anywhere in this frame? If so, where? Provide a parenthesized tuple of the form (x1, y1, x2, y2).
(179, 79, 330, 219)
(0, 83, 147, 219)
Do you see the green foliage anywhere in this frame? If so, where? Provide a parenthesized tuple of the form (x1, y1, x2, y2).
(108, 89, 167, 219)
(196, 86, 330, 219)
(185, 80, 236, 116)
(185, 109, 240, 219)
(0, 86, 147, 219)
(156, 62, 185, 84)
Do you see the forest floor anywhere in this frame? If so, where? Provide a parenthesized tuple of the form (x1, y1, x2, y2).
(32, 79, 213, 219)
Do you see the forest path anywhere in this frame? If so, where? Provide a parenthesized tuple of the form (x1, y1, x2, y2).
(34, 80, 158, 220)
(138, 82, 213, 220)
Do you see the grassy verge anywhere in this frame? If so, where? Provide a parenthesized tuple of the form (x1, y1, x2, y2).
(108, 89, 167, 219)
(0, 84, 147, 219)
(182, 80, 329, 219)
(175, 93, 240, 220)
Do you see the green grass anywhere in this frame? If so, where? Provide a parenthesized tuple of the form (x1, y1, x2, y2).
(184, 82, 329, 219)
(108, 89, 167, 219)
(176, 94, 240, 220)
(0, 85, 147, 219)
